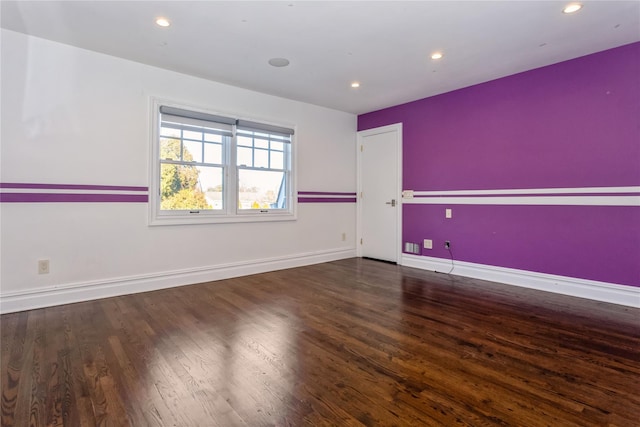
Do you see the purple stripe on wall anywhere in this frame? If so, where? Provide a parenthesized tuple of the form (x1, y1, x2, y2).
(414, 192, 640, 198)
(298, 191, 357, 196)
(0, 193, 149, 203)
(298, 197, 357, 203)
(0, 182, 148, 192)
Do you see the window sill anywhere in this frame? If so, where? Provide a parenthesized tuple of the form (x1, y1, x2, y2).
(149, 211, 297, 226)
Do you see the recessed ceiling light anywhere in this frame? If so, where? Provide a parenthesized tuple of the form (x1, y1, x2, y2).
(156, 17, 171, 27)
(431, 52, 443, 60)
(562, 3, 582, 14)
(351, 82, 360, 88)
(268, 58, 290, 67)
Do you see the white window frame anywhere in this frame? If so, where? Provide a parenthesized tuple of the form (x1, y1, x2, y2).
(149, 98, 297, 226)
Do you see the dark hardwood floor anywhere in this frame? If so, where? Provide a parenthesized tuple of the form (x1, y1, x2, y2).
(1, 258, 639, 426)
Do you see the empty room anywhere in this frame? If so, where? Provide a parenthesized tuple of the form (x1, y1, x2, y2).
(1, 1, 639, 426)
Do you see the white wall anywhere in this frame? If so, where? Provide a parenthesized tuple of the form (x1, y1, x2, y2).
(0, 30, 357, 312)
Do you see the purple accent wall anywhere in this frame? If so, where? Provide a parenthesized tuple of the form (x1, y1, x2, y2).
(358, 43, 640, 287)
(404, 204, 639, 286)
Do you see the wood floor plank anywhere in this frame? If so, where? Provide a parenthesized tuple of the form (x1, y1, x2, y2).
(43, 308, 65, 427)
(0, 314, 20, 427)
(1, 258, 639, 426)
(26, 308, 46, 427)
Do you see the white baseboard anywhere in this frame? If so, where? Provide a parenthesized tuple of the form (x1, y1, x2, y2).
(401, 254, 640, 308)
(0, 248, 357, 314)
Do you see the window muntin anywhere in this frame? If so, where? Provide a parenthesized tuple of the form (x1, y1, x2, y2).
(159, 115, 230, 212)
(236, 129, 290, 211)
(151, 100, 295, 225)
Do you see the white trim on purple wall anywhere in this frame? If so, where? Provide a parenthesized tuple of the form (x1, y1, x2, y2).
(411, 186, 640, 196)
(402, 186, 640, 206)
(401, 254, 640, 308)
(403, 196, 639, 206)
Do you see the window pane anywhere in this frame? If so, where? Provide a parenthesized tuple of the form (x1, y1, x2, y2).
(237, 147, 253, 166)
(160, 138, 181, 160)
(270, 151, 284, 169)
(160, 164, 222, 210)
(254, 149, 269, 168)
(238, 136, 253, 147)
(204, 143, 222, 164)
(183, 140, 202, 163)
(255, 138, 269, 149)
(183, 130, 202, 141)
(271, 141, 284, 151)
(160, 126, 181, 138)
(238, 169, 286, 210)
(200, 166, 224, 210)
(204, 133, 222, 143)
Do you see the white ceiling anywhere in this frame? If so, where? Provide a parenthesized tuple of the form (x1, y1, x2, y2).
(2, 1, 639, 114)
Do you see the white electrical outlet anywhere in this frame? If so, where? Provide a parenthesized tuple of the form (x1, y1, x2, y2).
(446, 208, 452, 219)
(423, 239, 433, 249)
(38, 259, 50, 274)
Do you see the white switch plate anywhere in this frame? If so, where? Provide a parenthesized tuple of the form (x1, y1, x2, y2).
(445, 208, 452, 219)
(423, 239, 433, 249)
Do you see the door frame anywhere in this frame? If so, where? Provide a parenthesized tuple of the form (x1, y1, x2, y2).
(356, 122, 403, 263)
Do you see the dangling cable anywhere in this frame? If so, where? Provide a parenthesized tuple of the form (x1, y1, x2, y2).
(446, 245, 454, 274)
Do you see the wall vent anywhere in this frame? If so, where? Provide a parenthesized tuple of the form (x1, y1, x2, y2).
(404, 242, 421, 254)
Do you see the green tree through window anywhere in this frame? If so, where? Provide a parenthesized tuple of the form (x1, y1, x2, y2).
(160, 138, 210, 210)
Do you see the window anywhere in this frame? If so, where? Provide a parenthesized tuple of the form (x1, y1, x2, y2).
(150, 100, 295, 225)
(236, 124, 291, 211)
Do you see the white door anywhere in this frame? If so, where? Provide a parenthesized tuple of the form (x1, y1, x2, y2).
(357, 123, 402, 263)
